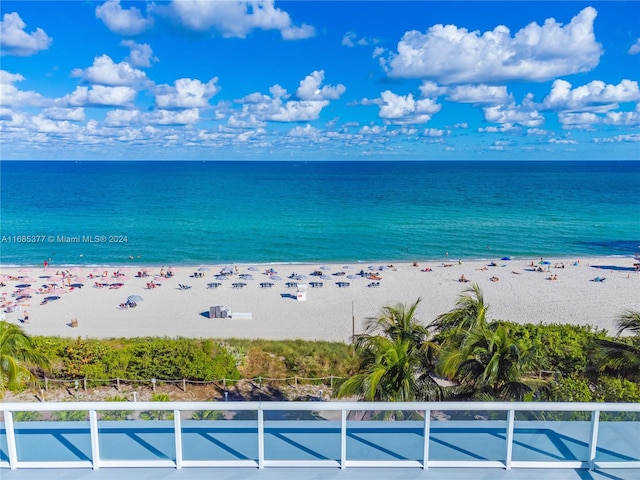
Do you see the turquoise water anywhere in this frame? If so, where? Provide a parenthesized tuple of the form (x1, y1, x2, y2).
(1, 161, 638, 266)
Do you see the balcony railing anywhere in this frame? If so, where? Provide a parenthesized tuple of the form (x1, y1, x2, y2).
(1, 401, 638, 471)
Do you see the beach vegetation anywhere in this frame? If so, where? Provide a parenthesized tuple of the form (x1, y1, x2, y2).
(0, 321, 50, 391)
(99, 395, 133, 421)
(336, 298, 440, 401)
(52, 408, 88, 422)
(11, 411, 43, 422)
(140, 393, 174, 421)
(596, 309, 640, 382)
(31, 337, 241, 385)
(437, 323, 542, 401)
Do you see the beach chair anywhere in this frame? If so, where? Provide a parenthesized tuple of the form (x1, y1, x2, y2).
(286, 282, 298, 288)
(178, 284, 192, 290)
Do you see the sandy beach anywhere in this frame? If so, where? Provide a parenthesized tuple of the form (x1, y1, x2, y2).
(1, 257, 638, 342)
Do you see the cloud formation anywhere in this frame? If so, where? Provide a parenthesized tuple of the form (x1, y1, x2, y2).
(384, 7, 602, 84)
(168, 0, 314, 39)
(71, 55, 149, 87)
(0, 12, 52, 56)
(95, 0, 153, 35)
(542, 79, 640, 113)
(154, 78, 221, 109)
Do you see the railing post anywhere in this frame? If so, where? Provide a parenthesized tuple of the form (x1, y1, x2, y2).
(588, 409, 600, 470)
(44, 376, 48, 391)
(422, 409, 430, 469)
(89, 409, 100, 469)
(5, 410, 18, 469)
(257, 406, 265, 469)
(505, 409, 515, 470)
(340, 408, 347, 469)
(116, 377, 120, 390)
(174, 409, 182, 469)
(182, 379, 186, 392)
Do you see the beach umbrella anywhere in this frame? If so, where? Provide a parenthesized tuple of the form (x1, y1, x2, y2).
(343, 266, 353, 270)
(0, 274, 11, 281)
(347, 275, 359, 280)
(270, 275, 282, 281)
(18, 268, 31, 273)
(248, 266, 259, 271)
(69, 267, 82, 274)
(50, 288, 66, 296)
(19, 276, 36, 283)
(127, 295, 144, 304)
(44, 296, 60, 302)
(501, 257, 511, 261)
(320, 266, 331, 270)
(116, 275, 130, 281)
(197, 267, 210, 272)
(215, 275, 229, 280)
(320, 275, 332, 280)
(295, 274, 308, 280)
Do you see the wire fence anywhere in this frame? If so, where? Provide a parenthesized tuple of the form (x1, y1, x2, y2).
(37, 374, 347, 393)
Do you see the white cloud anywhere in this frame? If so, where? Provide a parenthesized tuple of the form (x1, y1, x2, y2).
(62, 85, 137, 107)
(342, 32, 377, 47)
(287, 124, 321, 137)
(478, 123, 519, 133)
(169, 0, 314, 39)
(549, 137, 578, 145)
(0, 12, 52, 56)
(230, 72, 342, 124)
(270, 100, 328, 122)
(104, 109, 142, 127)
(593, 133, 640, 143)
(42, 107, 85, 121)
(0, 70, 48, 107)
(155, 78, 221, 109)
(542, 79, 640, 113)
(295, 70, 346, 101)
(378, 90, 441, 125)
(121, 40, 156, 68)
(603, 103, 640, 126)
(447, 85, 512, 104)
(558, 112, 599, 128)
(95, 0, 153, 35)
(483, 94, 543, 127)
(629, 38, 640, 55)
(71, 55, 149, 87)
(144, 108, 201, 125)
(31, 115, 79, 134)
(384, 7, 602, 84)
(423, 128, 444, 137)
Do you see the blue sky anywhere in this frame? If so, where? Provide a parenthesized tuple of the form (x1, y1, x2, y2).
(1, 1, 639, 160)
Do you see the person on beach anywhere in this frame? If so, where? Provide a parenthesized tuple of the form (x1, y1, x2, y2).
(23, 310, 29, 323)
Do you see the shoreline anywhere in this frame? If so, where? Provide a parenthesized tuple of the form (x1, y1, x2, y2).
(1, 253, 637, 269)
(1, 256, 638, 341)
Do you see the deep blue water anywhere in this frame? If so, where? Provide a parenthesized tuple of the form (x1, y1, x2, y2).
(1, 161, 638, 266)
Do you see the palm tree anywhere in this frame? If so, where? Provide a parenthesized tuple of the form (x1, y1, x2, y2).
(433, 283, 488, 334)
(336, 298, 439, 401)
(438, 323, 540, 401)
(597, 310, 640, 381)
(0, 321, 50, 390)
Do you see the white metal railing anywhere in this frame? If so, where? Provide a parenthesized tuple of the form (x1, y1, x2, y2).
(1, 401, 639, 471)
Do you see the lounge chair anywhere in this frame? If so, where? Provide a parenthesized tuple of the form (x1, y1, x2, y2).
(178, 284, 192, 290)
(286, 282, 298, 288)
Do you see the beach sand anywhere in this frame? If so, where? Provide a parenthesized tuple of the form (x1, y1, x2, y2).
(1, 257, 638, 342)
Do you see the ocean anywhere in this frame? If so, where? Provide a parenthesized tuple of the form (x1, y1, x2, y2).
(0, 160, 638, 266)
